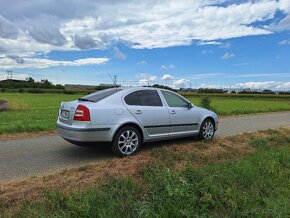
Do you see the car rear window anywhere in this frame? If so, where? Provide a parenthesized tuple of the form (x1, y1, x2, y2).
(79, 88, 122, 102)
(124, 90, 163, 106)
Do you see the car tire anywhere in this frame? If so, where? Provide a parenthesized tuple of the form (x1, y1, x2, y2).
(111, 126, 141, 157)
(198, 118, 215, 140)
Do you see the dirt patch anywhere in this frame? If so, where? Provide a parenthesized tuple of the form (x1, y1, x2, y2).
(0, 131, 56, 141)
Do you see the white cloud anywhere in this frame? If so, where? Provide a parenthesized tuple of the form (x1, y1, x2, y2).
(161, 74, 173, 80)
(172, 79, 190, 89)
(221, 53, 236, 59)
(138, 60, 147, 65)
(0, 57, 109, 69)
(139, 79, 150, 86)
(0, 72, 29, 81)
(219, 42, 231, 48)
(0, 0, 285, 55)
(231, 73, 290, 78)
(237, 81, 290, 90)
(199, 83, 226, 89)
(113, 47, 126, 60)
(137, 73, 157, 86)
(161, 64, 176, 70)
(197, 41, 222, 45)
(278, 39, 290, 45)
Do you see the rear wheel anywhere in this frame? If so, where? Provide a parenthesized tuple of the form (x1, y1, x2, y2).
(111, 126, 141, 157)
(199, 119, 215, 140)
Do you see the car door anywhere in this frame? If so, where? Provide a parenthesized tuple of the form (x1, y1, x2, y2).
(123, 90, 170, 138)
(160, 90, 199, 136)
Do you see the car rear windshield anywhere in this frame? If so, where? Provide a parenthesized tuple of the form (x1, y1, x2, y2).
(79, 88, 122, 102)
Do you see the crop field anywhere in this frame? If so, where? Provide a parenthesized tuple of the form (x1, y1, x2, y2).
(0, 92, 289, 134)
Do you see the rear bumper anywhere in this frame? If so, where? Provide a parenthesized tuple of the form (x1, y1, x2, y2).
(56, 123, 118, 142)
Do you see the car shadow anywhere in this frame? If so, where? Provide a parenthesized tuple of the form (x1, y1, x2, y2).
(56, 143, 114, 162)
(57, 135, 199, 162)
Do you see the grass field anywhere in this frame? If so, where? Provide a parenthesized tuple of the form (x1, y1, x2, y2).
(0, 93, 82, 134)
(0, 92, 289, 134)
(1, 128, 289, 217)
(189, 96, 290, 115)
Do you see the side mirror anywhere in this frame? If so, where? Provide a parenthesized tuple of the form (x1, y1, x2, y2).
(188, 102, 193, 108)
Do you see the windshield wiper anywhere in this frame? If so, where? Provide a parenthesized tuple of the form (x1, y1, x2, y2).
(78, 98, 95, 102)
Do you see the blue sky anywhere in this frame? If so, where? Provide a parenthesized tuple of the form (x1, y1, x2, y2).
(0, 0, 290, 90)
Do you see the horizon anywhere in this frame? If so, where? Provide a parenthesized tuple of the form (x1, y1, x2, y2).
(0, 0, 290, 90)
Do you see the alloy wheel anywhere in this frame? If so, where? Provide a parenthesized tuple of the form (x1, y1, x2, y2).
(202, 121, 214, 139)
(117, 130, 139, 155)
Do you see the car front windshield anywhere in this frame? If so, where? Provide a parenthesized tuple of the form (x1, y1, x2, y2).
(79, 88, 122, 102)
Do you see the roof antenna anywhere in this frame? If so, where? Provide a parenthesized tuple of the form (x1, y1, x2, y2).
(106, 71, 118, 88)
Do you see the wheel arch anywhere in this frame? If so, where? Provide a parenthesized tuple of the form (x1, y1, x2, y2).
(200, 116, 216, 130)
(113, 122, 144, 143)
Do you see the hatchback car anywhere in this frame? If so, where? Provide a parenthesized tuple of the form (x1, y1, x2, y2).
(56, 87, 218, 157)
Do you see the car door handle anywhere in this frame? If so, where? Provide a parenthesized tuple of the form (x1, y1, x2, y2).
(135, 110, 142, 114)
(170, 110, 176, 114)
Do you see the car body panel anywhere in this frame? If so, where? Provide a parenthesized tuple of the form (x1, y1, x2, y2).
(56, 87, 218, 144)
(121, 89, 170, 139)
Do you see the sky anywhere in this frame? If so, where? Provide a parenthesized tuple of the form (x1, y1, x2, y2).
(0, 0, 290, 90)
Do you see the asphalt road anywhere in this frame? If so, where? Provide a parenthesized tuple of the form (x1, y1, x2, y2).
(1, 112, 289, 182)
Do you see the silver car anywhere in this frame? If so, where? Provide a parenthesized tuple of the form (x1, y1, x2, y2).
(56, 87, 218, 157)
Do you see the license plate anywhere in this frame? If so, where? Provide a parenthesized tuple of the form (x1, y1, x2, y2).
(60, 110, 69, 119)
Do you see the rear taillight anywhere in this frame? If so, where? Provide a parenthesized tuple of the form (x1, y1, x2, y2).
(74, 105, 90, 121)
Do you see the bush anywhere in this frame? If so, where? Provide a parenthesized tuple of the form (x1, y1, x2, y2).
(200, 96, 212, 110)
(18, 88, 24, 93)
(63, 90, 75, 94)
(1, 88, 6, 92)
(27, 89, 45, 93)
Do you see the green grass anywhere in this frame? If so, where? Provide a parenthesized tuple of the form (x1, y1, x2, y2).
(0, 93, 290, 134)
(189, 96, 290, 115)
(12, 134, 290, 217)
(0, 93, 81, 134)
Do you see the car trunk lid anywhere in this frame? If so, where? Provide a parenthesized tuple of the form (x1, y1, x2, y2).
(58, 101, 78, 125)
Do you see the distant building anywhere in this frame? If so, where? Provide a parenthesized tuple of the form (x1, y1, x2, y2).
(99, 83, 120, 87)
(65, 84, 98, 90)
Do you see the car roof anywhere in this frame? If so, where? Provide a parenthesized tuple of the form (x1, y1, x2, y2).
(117, 86, 173, 92)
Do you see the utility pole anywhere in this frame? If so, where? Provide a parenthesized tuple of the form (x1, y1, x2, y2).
(6, 70, 12, 79)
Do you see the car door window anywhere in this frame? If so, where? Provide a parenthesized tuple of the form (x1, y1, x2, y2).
(161, 90, 188, 107)
(124, 92, 141, 105)
(124, 90, 163, 106)
(137, 90, 163, 106)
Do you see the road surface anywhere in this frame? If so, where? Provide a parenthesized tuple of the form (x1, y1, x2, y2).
(1, 111, 289, 181)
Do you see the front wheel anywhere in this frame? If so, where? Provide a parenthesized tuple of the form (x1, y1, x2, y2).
(198, 119, 215, 140)
(111, 126, 141, 157)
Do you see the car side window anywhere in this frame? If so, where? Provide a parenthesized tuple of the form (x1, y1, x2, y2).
(161, 90, 188, 107)
(124, 90, 163, 106)
(124, 92, 141, 105)
(137, 90, 163, 106)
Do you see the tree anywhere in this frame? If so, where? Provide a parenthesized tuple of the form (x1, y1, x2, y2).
(27, 77, 34, 83)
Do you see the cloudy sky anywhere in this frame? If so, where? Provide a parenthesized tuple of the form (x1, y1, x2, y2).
(0, 0, 290, 90)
